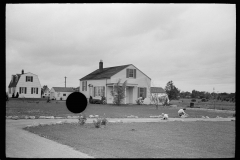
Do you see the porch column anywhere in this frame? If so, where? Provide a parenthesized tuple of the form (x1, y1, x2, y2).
(125, 87, 126, 104)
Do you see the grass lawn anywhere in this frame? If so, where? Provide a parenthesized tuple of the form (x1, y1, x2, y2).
(25, 121, 235, 158)
(6, 99, 234, 118)
(170, 98, 235, 111)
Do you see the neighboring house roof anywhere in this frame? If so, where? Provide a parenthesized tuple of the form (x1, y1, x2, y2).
(80, 64, 131, 81)
(52, 87, 75, 92)
(72, 87, 79, 92)
(151, 87, 166, 93)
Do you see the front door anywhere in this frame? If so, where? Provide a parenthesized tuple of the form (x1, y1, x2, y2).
(127, 87, 133, 104)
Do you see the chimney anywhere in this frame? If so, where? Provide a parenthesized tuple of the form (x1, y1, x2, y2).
(22, 69, 24, 74)
(99, 60, 103, 71)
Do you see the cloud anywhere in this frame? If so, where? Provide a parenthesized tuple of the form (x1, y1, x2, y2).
(6, 4, 235, 93)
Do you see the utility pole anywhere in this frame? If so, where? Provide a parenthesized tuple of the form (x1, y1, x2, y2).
(64, 76, 67, 88)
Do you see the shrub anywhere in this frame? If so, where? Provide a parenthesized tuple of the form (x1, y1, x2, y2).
(93, 119, 102, 128)
(191, 99, 196, 102)
(101, 118, 108, 125)
(78, 114, 87, 125)
(12, 93, 15, 98)
(15, 92, 19, 98)
(6, 92, 9, 101)
(136, 99, 143, 105)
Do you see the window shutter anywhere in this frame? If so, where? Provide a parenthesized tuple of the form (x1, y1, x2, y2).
(31, 77, 33, 82)
(126, 69, 129, 78)
(134, 69, 136, 78)
(82, 81, 84, 91)
(25, 87, 27, 94)
(36, 88, 38, 94)
(138, 87, 140, 98)
(31, 88, 33, 94)
(144, 88, 147, 99)
(19, 88, 21, 94)
(85, 81, 87, 91)
(94, 87, 96, 97)
(26, 76, 27, 82)
(103, 86, 105, 97)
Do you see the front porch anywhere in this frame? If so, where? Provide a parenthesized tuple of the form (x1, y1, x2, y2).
(106, 83, 138, 104)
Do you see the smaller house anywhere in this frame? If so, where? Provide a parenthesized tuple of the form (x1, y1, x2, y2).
(50, 87, 74, 100)
(42, 85, 50, 98)
(8, 69, 42, 98)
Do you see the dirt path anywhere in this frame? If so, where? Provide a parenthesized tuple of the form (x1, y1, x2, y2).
(6, 117, 235, 158)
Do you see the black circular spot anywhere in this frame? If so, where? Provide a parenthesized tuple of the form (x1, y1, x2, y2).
(66, 92, 88, 113)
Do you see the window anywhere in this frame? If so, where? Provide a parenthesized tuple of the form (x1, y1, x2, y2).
(126, 69, 136, 78)
(138, 87, 147, 99)
(31, 87, 38, 94)
(82, 81, 87, 91)
(19, 87, 27, 94)
(94, 86, 105, 97)
(129, 69, 134, 77)
(63, 94, 66, 96)
(26, 76, 33, 82)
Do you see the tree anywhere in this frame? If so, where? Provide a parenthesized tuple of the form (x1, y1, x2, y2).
(111, 79, 127, 106)
(165, 81, 180, 101)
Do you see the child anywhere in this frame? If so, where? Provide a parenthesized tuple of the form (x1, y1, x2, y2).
(162, 114, 168, 120)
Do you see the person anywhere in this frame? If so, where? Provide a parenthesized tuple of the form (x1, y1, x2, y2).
(178, 108, 188, 118)
(162, 113, 168, 120)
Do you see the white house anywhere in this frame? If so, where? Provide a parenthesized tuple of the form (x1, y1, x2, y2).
(8, 70, 42, 98)
(79, 60, 151, 104)
(50, 87, 74, 100)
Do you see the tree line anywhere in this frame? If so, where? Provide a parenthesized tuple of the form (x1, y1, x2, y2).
(165, 81, 235, 102)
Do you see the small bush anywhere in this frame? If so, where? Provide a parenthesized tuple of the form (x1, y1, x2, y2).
(93, 119, 102, 128)
(101, 118, 108, 125)
(12, 93, 15, 98)
(78, 114, 87, 125)
(191, 99, 196, 102)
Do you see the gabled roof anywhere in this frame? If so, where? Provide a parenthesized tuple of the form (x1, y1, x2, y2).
(151, 87, 166, 93)
(8, 74, 21, 88)
(8, 72, 39, 88)
(80, 64, 131, 81)
(52, 87, 75, 92)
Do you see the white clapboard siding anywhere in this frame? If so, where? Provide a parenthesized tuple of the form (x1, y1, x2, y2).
(49, 88, 73, 100)
(16, 73, 42, 98)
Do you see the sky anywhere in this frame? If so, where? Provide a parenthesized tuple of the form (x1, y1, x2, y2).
(6, 3, 236, 93)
